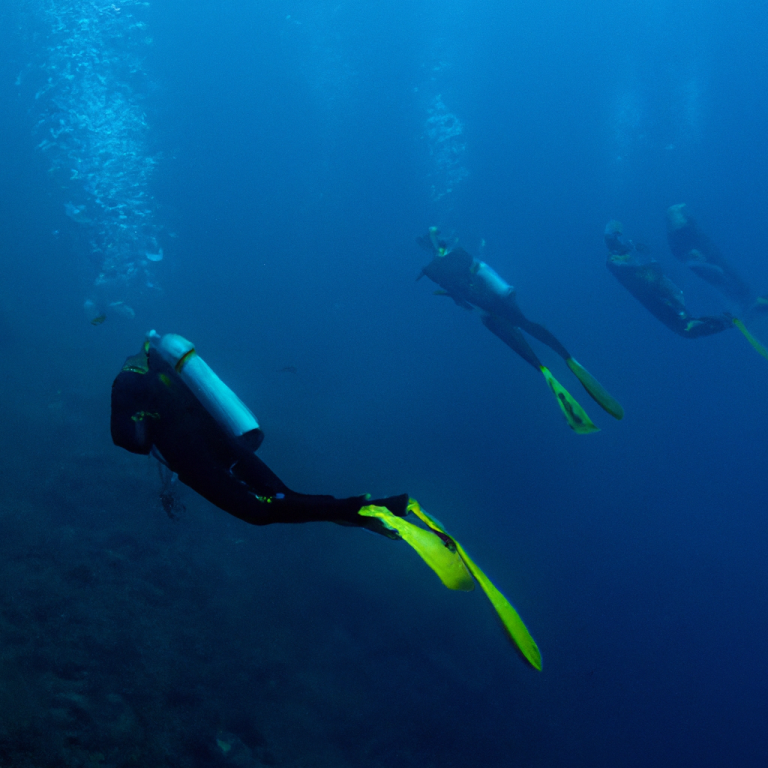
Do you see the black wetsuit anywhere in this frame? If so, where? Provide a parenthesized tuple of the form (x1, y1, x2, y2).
(111, 347, 408, 528)
(666, 204, 752, 310)
(419, 244, 571, 370)
(605, 224, 732, 339)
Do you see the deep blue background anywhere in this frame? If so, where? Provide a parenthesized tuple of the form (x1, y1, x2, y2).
(2, 0, 768, 765)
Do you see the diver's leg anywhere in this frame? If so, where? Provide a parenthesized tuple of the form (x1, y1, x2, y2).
(493, 295, 572, 360)
(678, 314, 734, 338)
(516, 309, 624, 420)
(744, 295, 768, 321)
(481, 313, 542, 370)
(516, 316, 571, 360)
(482, 313, 601, 432)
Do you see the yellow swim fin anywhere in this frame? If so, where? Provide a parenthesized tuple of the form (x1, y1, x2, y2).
(540, 366, 599, 434)
(566, 358, 624, 419)
(407, 499, 543, 670)
(358, 505, 474, 591)
(733, 317, 768, 360)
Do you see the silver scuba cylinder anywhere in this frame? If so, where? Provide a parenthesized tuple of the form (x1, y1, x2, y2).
(473, 260, 514, 299)
(147, 330, 263, 450)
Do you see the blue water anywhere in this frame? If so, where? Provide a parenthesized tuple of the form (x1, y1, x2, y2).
(1, 0, 768, 765)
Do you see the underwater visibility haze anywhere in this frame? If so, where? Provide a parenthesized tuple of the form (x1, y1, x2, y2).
(1, 0, 768, 765)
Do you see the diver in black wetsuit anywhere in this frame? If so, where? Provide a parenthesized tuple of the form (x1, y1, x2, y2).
(665, 204, 755, 312)
(110, 330, 544, 668)
(417, 229, 624, 433)
(111, 331, 408, 532)
(604, 220, 734, 339)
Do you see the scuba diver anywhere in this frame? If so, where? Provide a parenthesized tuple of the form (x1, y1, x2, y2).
(111, 330, 543, 669)
(666, 204, 755, 312)
(417, 228, 624, 434)
(605, 220, 734, 338)
(605, 218, 768, 357)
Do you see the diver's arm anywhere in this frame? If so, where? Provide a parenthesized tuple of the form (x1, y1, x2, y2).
(419, 247, 475, 308)
(110, 367, 156, 455)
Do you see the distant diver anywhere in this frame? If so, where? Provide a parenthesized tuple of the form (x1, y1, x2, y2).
(417, 228, 624, 434)
(605, 217, 768, 358)
(110, 331, 543, 668)
(84, 298, 135, 326)
(605, 220, 734, 338)
(666, 204, 755, 312)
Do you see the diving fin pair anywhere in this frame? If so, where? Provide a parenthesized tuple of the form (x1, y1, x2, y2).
(733, 317, 768, 360)
(566, 358, 625, 420)
(358, 500, 543, 670)
(540, 366, 600, 434)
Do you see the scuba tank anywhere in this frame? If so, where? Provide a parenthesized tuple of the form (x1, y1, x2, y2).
(472, 260, 514, 300)
(147, 330, 264, 451)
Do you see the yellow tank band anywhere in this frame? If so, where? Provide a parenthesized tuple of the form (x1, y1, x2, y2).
(175, 347, 196, 373)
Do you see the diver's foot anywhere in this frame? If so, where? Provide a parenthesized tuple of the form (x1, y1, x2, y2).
(359, 514, 403, 540)
(751, 296, 768, 315)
